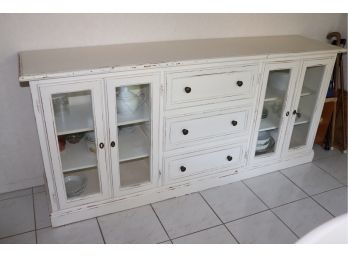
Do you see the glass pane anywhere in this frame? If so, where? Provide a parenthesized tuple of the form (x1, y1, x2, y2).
(52, 90, 101, 199)
(289, 66, 325, 149)
(116, 84, 151, 188)
(255, 69, 291, 156)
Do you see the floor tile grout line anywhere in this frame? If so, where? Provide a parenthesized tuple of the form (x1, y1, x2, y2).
(95, 218, 106, 244)
(31, 187, 38, 244)
(278, 171, 312, 198)
(0, 229, 36, 241)
(35, 218, 92, 232)
(307, 195, 336, 218)
(280, 172, 337, 218)
(157, 239, 172, 244)
(220, 208, 275, 225)
(150, 204, 173, 244)
(281, 168, 347, 197)
(0, 191, 34, 203)
(169, 224, 224, 242)
(312, 161, 347, 186)
(198, 192, 240, 244)
(241, 180, 300, 239)
(309, 185, 347, 197)
(268, 196, 310, 210)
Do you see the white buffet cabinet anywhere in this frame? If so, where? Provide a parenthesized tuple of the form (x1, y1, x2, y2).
(19, 35, 344, 226)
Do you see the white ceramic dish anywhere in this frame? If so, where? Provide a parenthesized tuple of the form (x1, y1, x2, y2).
(256, 142, 270, 151)
(64, 175, 88, 198)
(257, 137, 270, 146)
(116, 86, 145, 114)
(257, 131, 271, 145)
(255, 137, 275, 155)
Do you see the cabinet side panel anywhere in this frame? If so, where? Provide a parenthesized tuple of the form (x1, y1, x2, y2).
(29, 82, 59, 211)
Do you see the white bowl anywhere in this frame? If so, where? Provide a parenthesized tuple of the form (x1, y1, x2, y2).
(64, 175, 88, 198)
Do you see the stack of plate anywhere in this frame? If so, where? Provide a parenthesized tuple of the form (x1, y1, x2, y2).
(262, 108, 268, 119)
(256, 131, 274, 153)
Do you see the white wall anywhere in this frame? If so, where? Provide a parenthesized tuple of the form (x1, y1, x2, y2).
(0, 13, 346, 193)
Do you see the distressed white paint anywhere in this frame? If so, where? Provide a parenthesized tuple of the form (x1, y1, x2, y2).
(24, 35, 341, 226)
(19, 35, 342, 82)
(1, 13, 346, 195)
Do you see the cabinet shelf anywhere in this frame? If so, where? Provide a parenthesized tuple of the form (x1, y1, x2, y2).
(294, 114, 310, 126)
(117, 102, 150, 126)
(55, 102, 94, 136)
(118, 125, 150, 162)
(300, 86, 313, 97)
(259, 112, 310, 132)
(264, 86, 313, 102)
(264, 87, 282, 102)
(60, 140, 97, 173)
(259, 110, 279, 132)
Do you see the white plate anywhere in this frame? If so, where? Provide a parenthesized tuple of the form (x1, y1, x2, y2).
(257, 137, 270, 146)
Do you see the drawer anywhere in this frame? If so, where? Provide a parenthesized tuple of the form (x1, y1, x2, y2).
(165, 144, 245, 182)
(165, 107, 251, 150)
(166, 65, 257, 109)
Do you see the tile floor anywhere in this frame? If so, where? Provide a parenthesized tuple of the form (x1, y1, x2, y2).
(0, 145, 347, 244)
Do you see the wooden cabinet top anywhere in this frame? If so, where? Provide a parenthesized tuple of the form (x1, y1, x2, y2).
(19, 35, 344, 82)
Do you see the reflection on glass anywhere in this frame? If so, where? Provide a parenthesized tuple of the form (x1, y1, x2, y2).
(52, 90, 101, 199)
(289, 66, 325, 149)
(115, 84, 151, 188)
(255, 70, 291, 156)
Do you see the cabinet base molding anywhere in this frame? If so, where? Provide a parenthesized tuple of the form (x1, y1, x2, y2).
(51, 152, 313, 227)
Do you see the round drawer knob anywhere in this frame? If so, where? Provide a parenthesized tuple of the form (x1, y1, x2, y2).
(180, 166, 186, 172)
(182, 129, 189, 135)
(231, 120, 238, 126)
(99, 142, 104, 149)
(110, 141, 116, 147)
(286, 111, 290, 116)
(184, 87, 192, 93)
(227, 155, 233, 161)
(236, 81, 243, 87)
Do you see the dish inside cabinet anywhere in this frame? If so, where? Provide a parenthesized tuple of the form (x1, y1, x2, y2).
(115, 84, 152, 189)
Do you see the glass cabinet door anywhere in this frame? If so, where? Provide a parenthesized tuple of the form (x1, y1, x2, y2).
(40, 80, 109, 209)
(285, 59, 334, 153)
(252, 62, 299, 162)
(106, 75, 160, 196)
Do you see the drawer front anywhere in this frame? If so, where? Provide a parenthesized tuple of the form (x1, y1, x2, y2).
(165, 144, 244, 182)
(166, 65, 257, 109)
(165, 107, 251, 150)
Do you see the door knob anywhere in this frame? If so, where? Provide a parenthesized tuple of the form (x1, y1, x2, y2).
(99, 142, 104, 149)
(231, 120, 238, 126)
(110, 141, 116, 147)
(180, 166, 186, 172)
(182, 129, 189, 135)
(236, 81, 243, 87)
(184, 87, 191, 93)
(227, 155, 233, 161)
